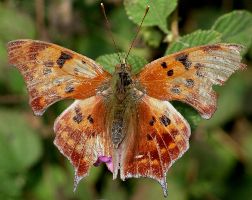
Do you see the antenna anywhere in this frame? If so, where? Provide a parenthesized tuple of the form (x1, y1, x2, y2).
(125, 5, 150, 62)
(101, 3, 122, 63)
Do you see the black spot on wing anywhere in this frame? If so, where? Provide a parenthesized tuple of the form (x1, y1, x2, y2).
(161, 62, 167, 68)
(65, 85, 74, 93)
(171, 86, 181, 94)
(43, 68, 52, 75)
(185, 79, 194, 88)
(73, 106, 83, 124)
(146, 133, 153, 141)
(56, 51, 73, 68)
(167, 69, 174, 76)
(159, 115, 171, 127)
(87, 115, 94, 124)
(175, 53, 192, 70)
(44, 61, 54, 67)
(149, 116, 156, 126)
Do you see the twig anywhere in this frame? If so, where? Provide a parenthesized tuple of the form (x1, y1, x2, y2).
(0, 95, 26, 104)
(35, 0, 48, 40)
(170, 8, 179, 42)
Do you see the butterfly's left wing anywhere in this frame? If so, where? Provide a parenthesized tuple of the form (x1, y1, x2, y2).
(137, 44, 245, 119)
(54, 95, 112, 188)
(120, 95, 190, 196)
(8, 40, 111, 115)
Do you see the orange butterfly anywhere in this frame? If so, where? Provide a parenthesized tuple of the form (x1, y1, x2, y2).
(7, 39, 245, 196)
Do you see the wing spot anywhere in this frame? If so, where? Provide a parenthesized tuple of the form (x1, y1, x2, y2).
(171, 86, 181, 94)
(159, 115, 171, 127)
(146, 133, 153, 141)
(65, 85, 74, 93)
(43, 68, 52, 75)
(67, 139, 75, 147)
(56, 51, 73, 68)
(44, 61, 54, 67)
(149, 116, 156, 126)
(196, 70, 204, 77)
(168, 143, 176, 149)
(62, 131, 68, 140)
(175, 135, 183, 142)
(194, 63, 204, 69)
(161, 62, 167, 68)
(73, 106, 83, 124)
(167, 69, 174, 76)
(175, 53, 191, 70)
(87, 115, 94, 124)
(185, 79, 194, 88)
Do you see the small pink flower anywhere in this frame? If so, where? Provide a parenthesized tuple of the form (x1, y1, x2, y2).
(93, 156, 113, 172)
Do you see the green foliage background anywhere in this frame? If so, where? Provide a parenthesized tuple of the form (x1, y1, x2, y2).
(0, 0, 252, 199)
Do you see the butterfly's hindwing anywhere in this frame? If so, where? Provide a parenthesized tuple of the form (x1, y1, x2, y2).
(54, 95, 112, 187)
(120, 95, 191, 197)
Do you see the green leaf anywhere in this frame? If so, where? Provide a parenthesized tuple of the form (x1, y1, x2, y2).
(0, 3, 36, 93)
(172, 102, 202, 130)
(166, 30, 222, 55)
(142, 27, 163, 48)
(203, 73, 247, 128)
(96, 52, 147, 74)
(0, 3, 36, 42)
(212, 10, 252, 51)
(0, 172, 25, 199)
(32, 165, 69, 200)
(124, 0, 178, 33)
(0, 109, 42, 173)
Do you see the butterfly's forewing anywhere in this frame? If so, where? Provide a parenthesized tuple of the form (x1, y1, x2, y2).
(120, 95, 190, 196)
(137, 44, 245, 119)
(54, 95, 112, 187)
(8, 40, 111, 115)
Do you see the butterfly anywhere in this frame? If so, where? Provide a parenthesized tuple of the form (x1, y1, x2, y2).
(7, 39, 245, 197)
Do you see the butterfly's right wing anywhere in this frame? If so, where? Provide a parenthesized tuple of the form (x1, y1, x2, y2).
(137, 44, 245, 119)
(120, 95, 191, 197)
(8, 40, 111, 115)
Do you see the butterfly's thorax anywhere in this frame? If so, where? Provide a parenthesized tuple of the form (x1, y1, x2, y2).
(108, 62, 135, 148)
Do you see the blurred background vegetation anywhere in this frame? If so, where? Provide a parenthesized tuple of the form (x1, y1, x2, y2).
(0, 0, 252, 199)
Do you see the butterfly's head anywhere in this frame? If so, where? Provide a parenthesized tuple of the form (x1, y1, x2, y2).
(115, 58, 131, 73)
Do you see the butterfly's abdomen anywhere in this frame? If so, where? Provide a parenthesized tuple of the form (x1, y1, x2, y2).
(109, 99, 132, 149)
(109, 65, 134, 148)
(111, 107, 124, 148)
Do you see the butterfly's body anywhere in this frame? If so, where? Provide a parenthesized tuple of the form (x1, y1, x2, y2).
(106, 61, 136, 148)
(7, 39, 245, 197)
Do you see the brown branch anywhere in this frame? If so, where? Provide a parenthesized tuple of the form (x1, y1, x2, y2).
(0, 95, 26, 104)
(35, 0, 48, 40)
(170, 8, 179, 42)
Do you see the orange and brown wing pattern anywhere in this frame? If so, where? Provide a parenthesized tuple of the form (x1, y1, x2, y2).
(137, 44, 245, 119)
(8, 40, 111, 115)
(54, 95, 112, 188)
(120, 95, 190, 196)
